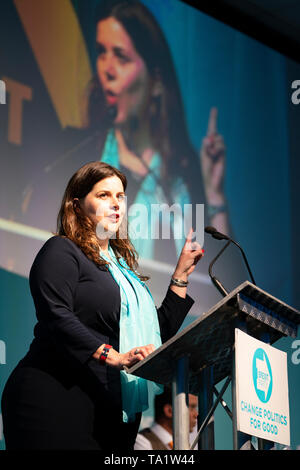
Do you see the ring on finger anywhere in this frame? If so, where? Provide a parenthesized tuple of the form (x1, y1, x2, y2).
(134, 348, 140, 355)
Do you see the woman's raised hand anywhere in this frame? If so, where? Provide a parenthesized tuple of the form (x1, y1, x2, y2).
(200, 107, 226, 205)
(173, 227, 204, 280)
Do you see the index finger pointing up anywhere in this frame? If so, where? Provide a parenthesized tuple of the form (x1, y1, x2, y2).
(183, 227, 194, 250)
(207, 107, 218, 136)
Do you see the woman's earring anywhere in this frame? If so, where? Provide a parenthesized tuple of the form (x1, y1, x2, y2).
(152, 78, 163, 99)
(73, 198, 80, 213)
(150, 78, 163, 114)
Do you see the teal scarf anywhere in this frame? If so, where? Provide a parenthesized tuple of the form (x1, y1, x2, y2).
(100, 243, 163, 423)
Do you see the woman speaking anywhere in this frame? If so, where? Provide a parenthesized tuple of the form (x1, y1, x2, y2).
(1, 161, 203, 450)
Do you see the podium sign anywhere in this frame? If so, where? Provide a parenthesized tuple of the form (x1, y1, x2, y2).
(235, 329, 290, 446)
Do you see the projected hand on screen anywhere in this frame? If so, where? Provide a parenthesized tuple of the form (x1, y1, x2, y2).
(200, 107, 229, 235)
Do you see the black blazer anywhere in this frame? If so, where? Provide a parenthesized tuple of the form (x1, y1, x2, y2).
(21, 236, 194, 407)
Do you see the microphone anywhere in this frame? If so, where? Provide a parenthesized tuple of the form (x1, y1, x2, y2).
(204, 226, 231, 296)
(205, 226, 256, 294)
(205, 225, 228, 241)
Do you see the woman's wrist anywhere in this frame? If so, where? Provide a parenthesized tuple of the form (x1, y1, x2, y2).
(172, 271, 188, 282)
(93, 344, 123, 370)
(93, 344, 106, 361)
(98, 344, 112, 364)
(169, 272, 188, 298)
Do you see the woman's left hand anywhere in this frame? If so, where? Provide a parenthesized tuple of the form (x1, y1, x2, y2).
(173, 227, 204, 280)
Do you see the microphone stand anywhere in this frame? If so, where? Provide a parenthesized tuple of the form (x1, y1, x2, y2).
(205, 226, 256, 286)
(208, 240, 231, 297)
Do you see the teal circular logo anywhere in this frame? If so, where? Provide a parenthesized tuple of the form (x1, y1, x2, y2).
(252, 348, 273, 403)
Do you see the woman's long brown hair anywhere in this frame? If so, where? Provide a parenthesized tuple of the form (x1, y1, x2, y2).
(56, 161, 149, 281)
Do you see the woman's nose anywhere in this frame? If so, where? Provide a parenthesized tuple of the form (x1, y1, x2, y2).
(104, 57, 116, 80)
(111, 197, 119, 209)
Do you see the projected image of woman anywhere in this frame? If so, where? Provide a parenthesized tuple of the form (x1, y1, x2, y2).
(88, 0, 229, 259)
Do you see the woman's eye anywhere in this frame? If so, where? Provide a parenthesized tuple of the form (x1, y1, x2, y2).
(116, 51, 130, 64)
(119, 57, 129, 65)
(96, 44, 105, 57)
(97, 193, 125, 200)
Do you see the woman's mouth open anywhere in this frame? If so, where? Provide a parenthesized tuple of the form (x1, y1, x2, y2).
(105, 90, 118, 105)
(107, 214, 120, 223)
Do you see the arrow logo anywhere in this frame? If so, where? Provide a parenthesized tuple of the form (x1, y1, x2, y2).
(256, 352, 271, 401)
(252, 348, 273, 403)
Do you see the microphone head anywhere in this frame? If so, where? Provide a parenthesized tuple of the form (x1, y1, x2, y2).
(212, 232, 226, 240)
(205, 226, 217, 234)
(205, 226, 229, 240)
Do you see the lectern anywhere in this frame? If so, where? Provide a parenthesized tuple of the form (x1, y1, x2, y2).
(127, 281, 300, 450)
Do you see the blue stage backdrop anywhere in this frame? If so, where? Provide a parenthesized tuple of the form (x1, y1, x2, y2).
(1, 0, 300, 450)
